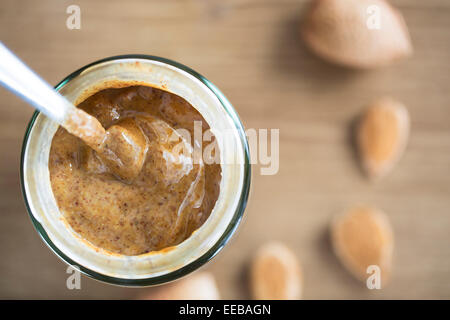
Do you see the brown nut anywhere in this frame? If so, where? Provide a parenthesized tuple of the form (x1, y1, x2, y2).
(142, 272, 220, 300)
(331, 205, 394, 286)
(301, 0, 412, 69)
(250, 242, 302, 300)
(357, 97, 410, 179)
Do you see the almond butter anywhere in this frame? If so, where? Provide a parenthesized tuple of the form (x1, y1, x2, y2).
(301, 0, 412, 69)
(357, 97, 409, 179)
(142, 272, 220, 300)
(250, 242, 302, 300)
(331, 205, 394, 286)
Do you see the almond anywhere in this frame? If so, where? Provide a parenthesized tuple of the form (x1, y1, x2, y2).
(357, 97, 409, 179)
(331, 205, 394, 286)
(250, 242, 302, 300)
(141, 272, 220, 300)
(301, 0, 412, 68)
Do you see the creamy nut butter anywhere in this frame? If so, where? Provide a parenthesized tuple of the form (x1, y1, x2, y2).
(49, 84, 221, 255)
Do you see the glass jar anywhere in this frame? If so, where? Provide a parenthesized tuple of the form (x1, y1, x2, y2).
(20, 55, 250, 286)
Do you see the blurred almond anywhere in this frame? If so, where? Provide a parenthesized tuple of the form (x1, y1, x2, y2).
(301, 0, 412, 68)
(142, 272, 220, 300)
(357, 97, 410, 179)
(331, 205, 394, 286)
(250, 242, 302, 300)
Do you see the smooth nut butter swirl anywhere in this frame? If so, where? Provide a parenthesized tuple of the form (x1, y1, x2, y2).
(49, 85, 221, 255)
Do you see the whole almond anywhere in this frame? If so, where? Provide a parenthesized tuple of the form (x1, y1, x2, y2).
(141, 272, 220, 300)
(357, 97, 410, 179)
(331, 205, 394, 286)
(301, 0, 412, 68)
(250, 242, 302, 300)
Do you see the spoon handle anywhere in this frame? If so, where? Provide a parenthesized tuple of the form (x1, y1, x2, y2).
(0, 41, 74, 123)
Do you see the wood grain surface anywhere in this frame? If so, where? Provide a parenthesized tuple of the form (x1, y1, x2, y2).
(0, 0, 449, 299)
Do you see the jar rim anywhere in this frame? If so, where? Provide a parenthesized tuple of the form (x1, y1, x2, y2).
(20, 54, 251, 286)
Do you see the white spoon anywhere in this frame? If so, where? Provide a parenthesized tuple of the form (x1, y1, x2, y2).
(0, 42, 147, 181)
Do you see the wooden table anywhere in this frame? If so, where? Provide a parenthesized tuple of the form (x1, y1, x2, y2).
(0, 0, 449, 299)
